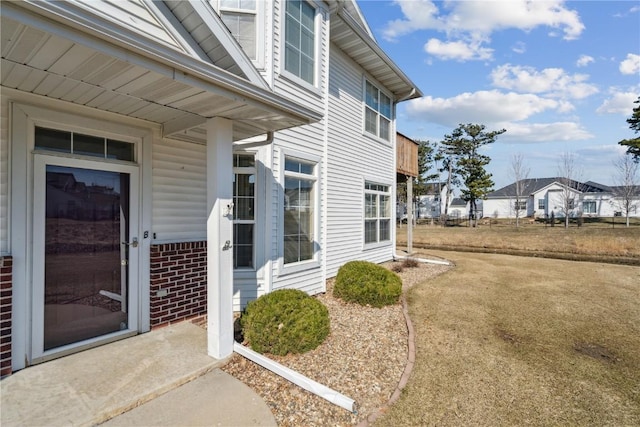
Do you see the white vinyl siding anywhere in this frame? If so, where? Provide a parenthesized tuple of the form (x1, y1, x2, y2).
(0, 95, 8, 254)
(324, 47, 396, 277)
(152, 138, 206, 242)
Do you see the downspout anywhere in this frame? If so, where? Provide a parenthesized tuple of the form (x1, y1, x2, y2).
(234, 342, 357, 413)
(393, 252, 450, 266)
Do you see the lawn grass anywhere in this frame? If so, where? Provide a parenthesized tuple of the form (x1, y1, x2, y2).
(397, 221, 640, 259)
(375, 251, 640, 426)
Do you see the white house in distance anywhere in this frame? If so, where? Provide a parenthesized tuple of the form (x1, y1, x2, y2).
(0, 0, 421, 375)
(484, 178, 640, 219)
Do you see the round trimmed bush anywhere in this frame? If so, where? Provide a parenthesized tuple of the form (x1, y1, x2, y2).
(334, 261, 402, 307)
(241, 289, 330, 356)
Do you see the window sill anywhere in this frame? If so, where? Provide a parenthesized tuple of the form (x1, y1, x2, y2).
(363, 240, 392, 251)
(278, 258, 321, 276)
(278, 71, 322, 99)
(363, 132, 392, 147)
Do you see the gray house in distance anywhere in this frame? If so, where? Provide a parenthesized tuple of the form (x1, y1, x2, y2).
(484, 178, 639, 219)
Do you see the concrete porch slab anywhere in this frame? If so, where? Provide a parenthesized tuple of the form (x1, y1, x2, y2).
(0, 322, 276, 427)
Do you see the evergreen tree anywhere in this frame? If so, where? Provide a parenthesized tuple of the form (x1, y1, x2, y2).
(440, 123, 506, 225)
(619, 96, 640, 161)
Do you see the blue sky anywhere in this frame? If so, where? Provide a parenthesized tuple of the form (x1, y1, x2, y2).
(357, 0, 640, 189)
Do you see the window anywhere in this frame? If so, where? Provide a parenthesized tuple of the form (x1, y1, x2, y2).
(583, 200, 596, 214)
(364, 80, 392, 141)
(568, 199, 575, 210)
(284, 0, 316, 85)
(35, 126, 134, 161)
(514, 201, 526, 211)
(283, 157, 316, 264)
(233, 154, 256, 269)
(219, 0, 257, 60)
(538, 199, 545, 209)
(364, 182, 391, 244)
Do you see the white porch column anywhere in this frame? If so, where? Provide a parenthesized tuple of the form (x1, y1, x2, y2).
(406, 175, 413, 255)
(206, 117, 234, 359)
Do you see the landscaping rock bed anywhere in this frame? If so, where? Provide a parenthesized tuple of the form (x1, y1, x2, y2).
(220, 259, 451, 426)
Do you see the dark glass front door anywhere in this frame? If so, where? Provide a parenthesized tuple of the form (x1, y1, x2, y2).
(43, 165, 130, 350)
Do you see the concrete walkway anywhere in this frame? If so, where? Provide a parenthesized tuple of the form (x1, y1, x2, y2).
(0, 322, 276, 427)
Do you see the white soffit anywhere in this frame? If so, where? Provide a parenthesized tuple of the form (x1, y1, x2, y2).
(1, 1, 321, 141)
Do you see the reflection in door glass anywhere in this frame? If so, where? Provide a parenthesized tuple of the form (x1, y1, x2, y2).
(44, 166, 129, 350)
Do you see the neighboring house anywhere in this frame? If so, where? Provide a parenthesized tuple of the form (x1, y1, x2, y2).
(484, 178, 640, 219)
(417, 182, 448, 218)
(448, 198, 469, 218)
(0, 0, 420, 375)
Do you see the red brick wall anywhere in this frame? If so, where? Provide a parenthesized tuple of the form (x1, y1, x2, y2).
(149, 242, 207, 328)
(1, 256, 12, 377)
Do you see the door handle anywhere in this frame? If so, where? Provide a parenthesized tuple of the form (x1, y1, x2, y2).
(123, 238, 138, 248)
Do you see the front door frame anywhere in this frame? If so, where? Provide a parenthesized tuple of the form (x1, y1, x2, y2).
(31, 155, 140, 363)
(10, 99, 152, 370)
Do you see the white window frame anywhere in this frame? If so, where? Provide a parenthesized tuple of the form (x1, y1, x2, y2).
(9, 100, 153, 370)
(278, 150, 321, 276)
(233, 152, 257, 271)
(281, 0, 320, 89)
(215, 0, 265, 68)
(363, 79, 393, 142)
(364, 181, 392, 248)
(583, 200, 597, 214)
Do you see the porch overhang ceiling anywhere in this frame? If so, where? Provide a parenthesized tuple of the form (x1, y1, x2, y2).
(329, 1, 423, 102)
(1, 1, 322, 143)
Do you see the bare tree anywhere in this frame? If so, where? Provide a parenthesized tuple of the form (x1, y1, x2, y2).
(509, 153, 530, 227)
(556, 152, 583, 228)
(611, 155, 640, 227)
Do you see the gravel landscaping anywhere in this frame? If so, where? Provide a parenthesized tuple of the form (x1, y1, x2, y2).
(220, 259, 452, 426)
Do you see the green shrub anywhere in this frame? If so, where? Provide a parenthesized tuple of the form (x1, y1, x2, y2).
(241, 289, 330, 356)
(334, 261, 402, 307)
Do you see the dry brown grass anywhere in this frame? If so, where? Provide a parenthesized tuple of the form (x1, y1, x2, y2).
(397, 221, 640, 258)
(375, 251, 640, 427)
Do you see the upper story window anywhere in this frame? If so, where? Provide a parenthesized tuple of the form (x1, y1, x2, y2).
(35, 126, 135, 162)
(364, 80, 392, 141)
(219, 0, 257, 60)
(284, 0, 316, 85)
(233, 153, 256, 269)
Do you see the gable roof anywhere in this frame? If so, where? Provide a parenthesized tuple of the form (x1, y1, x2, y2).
(328, 1, 422, 101)
(487, 178, 610, 198)
(450, 198, 467, 207)
(2, 0, 321, 142)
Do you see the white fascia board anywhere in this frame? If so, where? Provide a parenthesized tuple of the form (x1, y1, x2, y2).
(188, 0, 269, 90)
(9, 1, 322, 125)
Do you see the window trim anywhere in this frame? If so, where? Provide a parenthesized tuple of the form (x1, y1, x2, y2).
(233, 152, 257, 272)
(216, 0, 265, 68)
(582, 200, 597, 214)
(363, 180, 392, 249)
(278, 149, 321, 276)
(363, 78, 393, 143)
(280, 0, 320, 90)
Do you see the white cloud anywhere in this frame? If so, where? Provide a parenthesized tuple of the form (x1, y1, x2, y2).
(382, 0, 442, 40)
(576, 55, 594, 67)
(512, 41, 526, 54)
(596, 91, 639, 114)
(490, 64, 598, 99)
(424, 38, 493, 61)
(406, 90, 568, 126)
(499, 122, 593, 142)
(383, 0, 584, 42)
(619, 53, 640, 75)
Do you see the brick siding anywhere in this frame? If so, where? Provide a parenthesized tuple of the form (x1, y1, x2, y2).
(150, 242, 207, 328)
(1, 256, 12, 377)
